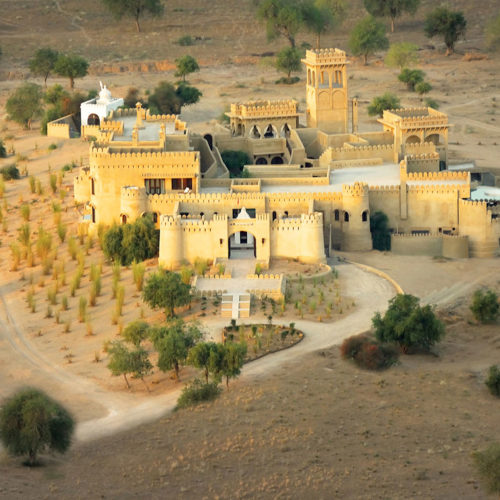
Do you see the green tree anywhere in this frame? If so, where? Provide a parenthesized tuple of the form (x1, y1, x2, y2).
(150, 320, 201, 380)
(470, 289, 499, 323)
(0, 140, 6, 158)
(175, 55, 200, 82)
(102, 215, 159, 265)
(221, 150, 251, 178)
(257, 0, 305, 48)
(275, 46, 302, 82)
(148, 81, 182, 114)
(473, 443, 500, 494)
(29, 47, 59, 86)
(142, 270, 191, 318)
(349, 16, 389, 65)
(188, 341, 219, 383)
(122, 320, 150, 346)
(367, 92, 400, 117)
(373, 294, 445, 353)
(424, 7, 467, 56)
(107, 340, 152, 390)
(124, 87, 142, 108)
(6, 83, 43, 129)
(175, 83, 202, 106)
(220, 342, 247, 387)
(363, 0, 420, 33)
(385, 42, 418, 70)
(0, 388, 74, 466)
(398, 68, 425, 90)
(302, 0, 335, 49)
(370, 211, 391, 250)
(54, 54, 89, 89)
(29, 48, 59, 87)
(486, 13, 500, 51)
(101, 0, 164, 32)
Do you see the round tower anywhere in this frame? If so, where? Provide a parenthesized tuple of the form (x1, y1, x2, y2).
(159, 215, 183, 270)
(300, 213, 326, 263)
(341, 182, 372, 252)
(120, 186, 148, 223)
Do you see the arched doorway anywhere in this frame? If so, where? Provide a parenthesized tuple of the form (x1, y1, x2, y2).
(255, 157, 268, 165)
(406, 135, 421, 144)
(264, 124, 276, 138)
(250, 125, 261, 139)
(121, 214, 128, 224)
(271, 156, 284, 164)
(87, 113, 100, 126)
(228, 231, 256, 259)
(203, 134, 213, 150)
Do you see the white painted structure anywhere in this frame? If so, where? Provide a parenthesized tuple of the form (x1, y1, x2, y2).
(80, 82, 123, 130)
(230, 207, 255, 249)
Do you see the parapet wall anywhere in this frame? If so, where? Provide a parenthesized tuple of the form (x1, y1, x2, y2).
(230, 100, 298, 118)
(391, 233, 469, 258)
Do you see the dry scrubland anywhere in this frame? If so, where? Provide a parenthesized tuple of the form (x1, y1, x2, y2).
(0, 0, 500, 498)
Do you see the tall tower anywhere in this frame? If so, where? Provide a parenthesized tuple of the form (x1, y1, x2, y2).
(302, 48, 348, 133)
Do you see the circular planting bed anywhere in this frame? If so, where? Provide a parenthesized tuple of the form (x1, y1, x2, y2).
(222, 323, 304, 362)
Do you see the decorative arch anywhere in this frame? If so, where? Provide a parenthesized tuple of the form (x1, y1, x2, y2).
(280, 123, 291, 138)
(271, 156, 284, 164)
(250, 125, 261, 139)
(87, 113, 100, 126)
(263, 124, 277, 138)
(425, 133, 440, 145)
(255, 157, 268, 165)
(318, 91, 330, 107)
(406, 135, 421, 144)
(333, 90, 345, 108)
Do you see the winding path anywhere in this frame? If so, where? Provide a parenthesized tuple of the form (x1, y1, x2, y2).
(0, 262, 395, 443)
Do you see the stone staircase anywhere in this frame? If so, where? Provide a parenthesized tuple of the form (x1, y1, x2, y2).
(221, 293, 251, 319)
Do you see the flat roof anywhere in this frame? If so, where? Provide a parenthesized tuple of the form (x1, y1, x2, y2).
(112, 116, 181, 142)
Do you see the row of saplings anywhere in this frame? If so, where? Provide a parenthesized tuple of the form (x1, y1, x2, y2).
(340, 289, 500, 496)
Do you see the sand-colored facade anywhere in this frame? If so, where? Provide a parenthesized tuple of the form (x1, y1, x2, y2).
(73, 49, 500, 268)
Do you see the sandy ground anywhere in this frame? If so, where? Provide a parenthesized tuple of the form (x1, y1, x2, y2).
(0, 2, 499, 497)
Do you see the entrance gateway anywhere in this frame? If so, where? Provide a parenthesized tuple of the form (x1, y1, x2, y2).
(228, 207, 256, 259)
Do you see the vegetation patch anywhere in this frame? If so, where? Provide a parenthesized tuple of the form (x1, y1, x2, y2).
(223, 321, 303, 361)
(176, 379, 222, 409)
(340, 333, 399, 370)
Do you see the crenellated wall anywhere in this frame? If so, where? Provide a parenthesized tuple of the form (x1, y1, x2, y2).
(392, 233, 469, 258)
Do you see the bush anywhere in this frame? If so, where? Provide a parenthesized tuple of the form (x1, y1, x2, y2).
(367, 93, 400, 117)
(470, 289, 499, 323)
(176, 379, 222, 409)
(370, 210, 391, 250)
(221, 150, 250, 177)
(398, 68, 425, 91)
(103, 215, 159, 265)
(48, 143, 57, 151)
(0, 139, 6, 158)
(0, 387, 74, 466)
(485, 365, 500, 397)
(177, 35, 194, 46)
(373, 294, 445, 353)
(424, 97, 439, 109)
(473, 443, 500, 494)
(340, 334, 399, 370)
(1, 164, 20, 180)
(415, 81, 432, 95)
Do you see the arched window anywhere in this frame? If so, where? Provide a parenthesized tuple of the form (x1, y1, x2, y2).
(256, 157, 268, 165)
(250, 125, 261, 139)
(264, 125, 275, 138)
(87, 113, 100, 126)
(272, 211, 277, 221)
(121, 214, 127, 224)
(91, 177, 95, 195)
(91, 206, 96, 224)
(334, 209, 340, 221)
(362, 210, 368, 222)
(344, 212, 349, 222)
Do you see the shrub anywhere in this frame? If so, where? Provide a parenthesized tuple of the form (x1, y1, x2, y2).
(370, 211, 391, 250)
(0, 387, 74, 466)
(373, 294, 445, 352)
(473, 443, 500, 494)
(48, 143, 57, 151)
(177, 35, 194, 46)
(194, 257, 209, 276)
(176, 379, 222, 409)
(132, 261, 146, 291)
(424, 97, 439, 109)
(1, 164, 20, 180)
(0, 139, 6, 158)
(220, 150, 250, 177)
(340, 334, 399, 370)
(470, 289, 499, 323)
(385, 42, 418, 70)
(367, 93, 400, 117)
(485, 365, 500, 397)
(398, 68, 425, 91)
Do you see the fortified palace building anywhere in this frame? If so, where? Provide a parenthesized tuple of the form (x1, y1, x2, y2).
(73, 48, 500, 269)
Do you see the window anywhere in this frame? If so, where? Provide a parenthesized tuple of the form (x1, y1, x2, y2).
(344, 212, 349, 222)
(172, 178, 193, 191)
(91, 206, 95, 223)
(240, 231, 248, 244)
(91, 178, 95, 195)
(362, 210, 368, 222)
(334, 209, 340, 221)
(247, 208, 256, 218)
(284, 211, 289, 218)
(145, 178, 164, 195)
(232, 209, 240, 218)
(153, 212, 158, 223)
(272, 211, 277, 221)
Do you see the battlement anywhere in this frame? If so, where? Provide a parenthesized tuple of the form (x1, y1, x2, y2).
(100, 120, 124, 133)
(121, 186, 146, 199)
(330, 144, 393, 154)
(406, 184, 466, 194)
(342, 182, 369, 197)
(90, 147, 199, 162)
(381, 108, 448, 129)
(407, 171, 469, 181)
(229, 100, 298, 119)
(302, 48, 346, 65)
